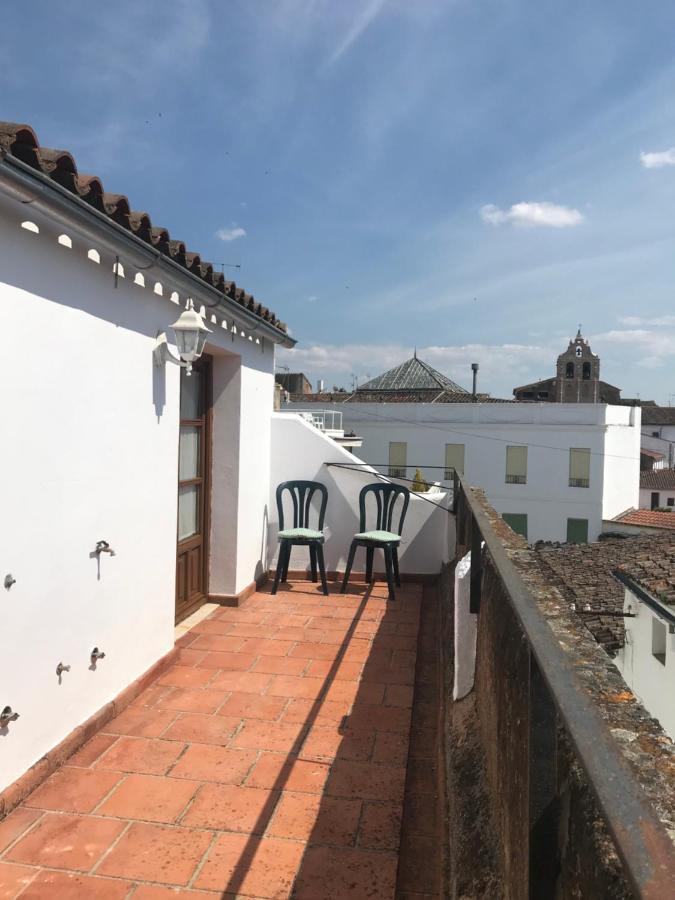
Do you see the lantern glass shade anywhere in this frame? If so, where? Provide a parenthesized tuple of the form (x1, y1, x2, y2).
(171, 307, 211, 363)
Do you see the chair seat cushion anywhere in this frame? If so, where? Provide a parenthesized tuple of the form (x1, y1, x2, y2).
(279, 527, 323, 540)
(355, 530, 401, 543)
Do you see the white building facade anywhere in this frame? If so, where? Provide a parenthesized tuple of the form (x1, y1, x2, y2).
(0, 126, 293, 792)
(281, 401, 641, 543)
(615, 580, 675, 741)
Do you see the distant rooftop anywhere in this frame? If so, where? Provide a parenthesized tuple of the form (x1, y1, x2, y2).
(641, 406, 675, 425)
(358, 353, 469, 393)
(640, 468, 675, 489)
(612, 508, 675, 530)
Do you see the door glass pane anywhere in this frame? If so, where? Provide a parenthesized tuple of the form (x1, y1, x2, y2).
(178, 484, 199, 540)
(180, 369, 201, 419)
(179, 426, 200, 480)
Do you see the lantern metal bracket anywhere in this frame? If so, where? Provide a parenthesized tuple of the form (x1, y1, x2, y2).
(153, 332, 193, 374)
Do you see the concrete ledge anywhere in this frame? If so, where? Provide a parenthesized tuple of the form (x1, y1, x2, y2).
(0, 645, 179, 819)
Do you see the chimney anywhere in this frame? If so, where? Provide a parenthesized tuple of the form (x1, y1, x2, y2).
(471, 363, 479, 401)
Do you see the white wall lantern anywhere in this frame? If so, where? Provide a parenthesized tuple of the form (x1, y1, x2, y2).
(153, 299, 211, 376)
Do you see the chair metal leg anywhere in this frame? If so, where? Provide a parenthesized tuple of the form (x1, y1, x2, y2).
(365, 546, 374, 583)
(383, 545, 396, 602)
(341, 540, 358, 593)
(309, 544, 318, 582)
(316, 544, 329, 596)
(272, 541, 287, 595)
(392, 547, 401, 587)
(281, 540, 292, 582)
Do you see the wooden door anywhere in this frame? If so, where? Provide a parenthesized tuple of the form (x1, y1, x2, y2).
(175, 356, 211, 623)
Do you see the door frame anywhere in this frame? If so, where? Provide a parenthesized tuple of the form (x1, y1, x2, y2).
(175, 355, 213, 624)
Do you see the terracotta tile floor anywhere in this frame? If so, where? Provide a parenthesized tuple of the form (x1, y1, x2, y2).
(0, 581, 441, 899)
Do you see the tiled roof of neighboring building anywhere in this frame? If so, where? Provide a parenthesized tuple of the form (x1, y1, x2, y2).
(641, 406, 675, 425)
(640, 468, 675, 489)
(0, 122, 288, 335)
(287, 391, 511, 404)
(358, 355, 469, 393)
(612, 508, 675, 530)
(534, 533, 675, 652)
(617, 545, 675, 608)
(640, 449, 665, 461)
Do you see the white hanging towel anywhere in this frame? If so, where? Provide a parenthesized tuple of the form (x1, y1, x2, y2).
(453, 549, 478, 700)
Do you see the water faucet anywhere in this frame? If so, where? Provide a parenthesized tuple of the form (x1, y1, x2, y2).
(0, 706, 19, 727)
(90, 647, 106, 664)
(56, 662, 71, 677)
(95, 541, 115, 556)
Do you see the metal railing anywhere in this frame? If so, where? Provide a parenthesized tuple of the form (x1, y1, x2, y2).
(505, 473, 527, 484)
(452, 472, 675, 898)
(286, 409, 343, 432)
(569, 477, 590, 488)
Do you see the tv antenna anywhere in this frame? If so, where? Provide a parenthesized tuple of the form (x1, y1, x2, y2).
(219, 262, 241, 274)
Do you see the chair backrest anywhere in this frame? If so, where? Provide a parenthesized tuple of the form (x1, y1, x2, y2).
(358, 482, 410, 536)
(276, 480, 328, 532)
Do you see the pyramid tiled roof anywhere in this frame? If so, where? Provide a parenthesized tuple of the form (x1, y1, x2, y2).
(358, 355, 468, 393)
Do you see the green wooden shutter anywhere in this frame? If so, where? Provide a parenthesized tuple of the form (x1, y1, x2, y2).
(505, 446, 527, 484)
(566, 518, 588, 543)
(445, 443, 465, 478)
(502, 513, 528, 539)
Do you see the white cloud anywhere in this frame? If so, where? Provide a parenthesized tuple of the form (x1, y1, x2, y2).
(640, 148, 675, 169)
(618, 315, 675, 327)
(592, 328, 675, 368)
(216, 226, 247, 242)
(480, 201, 584, 228)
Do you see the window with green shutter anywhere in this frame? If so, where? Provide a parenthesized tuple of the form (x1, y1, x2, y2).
(505, 446, 527, 484)
(444, 443, 465, 479)
(502, 513, 528, 539)
(569, 448, 590, 488)
(388, 441, 407, 478)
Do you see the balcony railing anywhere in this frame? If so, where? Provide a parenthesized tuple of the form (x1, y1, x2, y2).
(505, 473, 526, 484)
(288, 409, 343, 433)
(569, 477, 590, 488)
(450, 472, 675, 898)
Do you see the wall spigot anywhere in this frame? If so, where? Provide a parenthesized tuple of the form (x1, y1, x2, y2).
(90, 647, 106, 664)
(95, 541, 116, 556)
(0, 706, 19, 727)
(4, 574, 16, 589)
(56, 662, 71, 677)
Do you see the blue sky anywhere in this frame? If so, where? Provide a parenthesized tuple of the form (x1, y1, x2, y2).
(5, 0, 675, 400)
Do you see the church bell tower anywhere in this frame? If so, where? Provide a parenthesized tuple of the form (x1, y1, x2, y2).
(555, 328, 600, 403)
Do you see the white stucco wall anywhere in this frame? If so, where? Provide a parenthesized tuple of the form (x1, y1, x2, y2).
(281, 401, 640, 543)
(0, 198, 276, 789)
(615, 587, 675, 741)
(639, 488, 675, 509)
(269, 414, 453, 577)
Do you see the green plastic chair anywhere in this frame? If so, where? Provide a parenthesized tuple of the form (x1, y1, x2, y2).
(272, 480, 328, 596)
(341, 482, 410, 601)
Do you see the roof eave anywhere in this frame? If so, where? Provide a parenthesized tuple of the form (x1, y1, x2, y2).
(0, 150, 296, 349)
